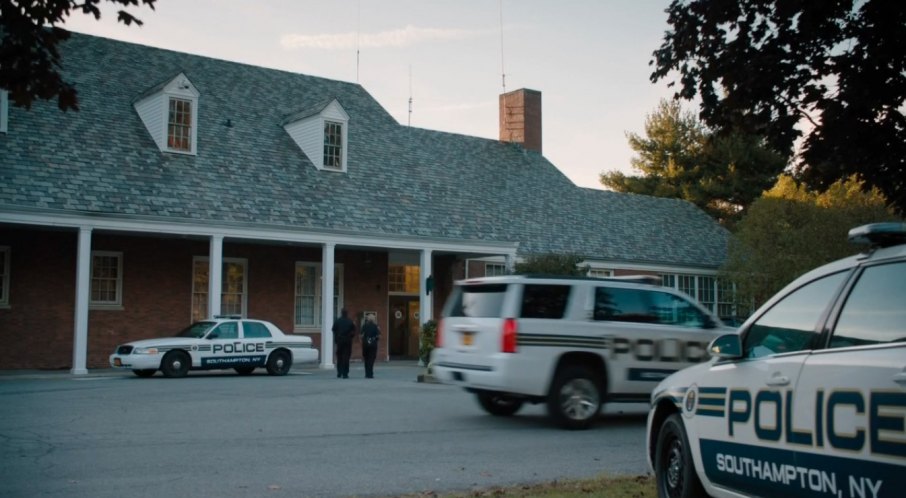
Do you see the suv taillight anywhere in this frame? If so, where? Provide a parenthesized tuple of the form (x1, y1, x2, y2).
(501, 318, 517, 353)
(435, 319, 443, 348)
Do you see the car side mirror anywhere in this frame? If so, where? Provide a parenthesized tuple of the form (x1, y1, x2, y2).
(709, 333, 742, 359)
(208, 333, 219, 340)
(702, 316, 717, 329)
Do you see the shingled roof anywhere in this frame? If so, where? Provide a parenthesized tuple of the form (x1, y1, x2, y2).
(0, 33, 728, 269)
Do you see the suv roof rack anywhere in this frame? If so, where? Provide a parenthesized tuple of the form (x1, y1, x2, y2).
(213, 315, 243, 319)
(519, 274, 663, 286)
(848, 222, 906, 248)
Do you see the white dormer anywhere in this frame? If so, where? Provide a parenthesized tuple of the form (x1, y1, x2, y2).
(0, 90, 8, 133)
(133, 73, 200, 155)
(283, 99, 349, 172)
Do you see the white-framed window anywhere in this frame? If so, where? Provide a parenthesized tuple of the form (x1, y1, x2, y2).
(133, 73, 199, 155)
(192, 257, 248, 322)
(323, 121, 343, 169)
(90, 251, 123, 307)
(660, 272, 736, 320)
(0, 246, 9, 306)
(283, 99, 349, 173)
(485, 262, 507, 276)
(588, 268, 613, 278)
(0, 90, 8, 133)
(294, 262, 343, 329)
(167, 97, 193, 152)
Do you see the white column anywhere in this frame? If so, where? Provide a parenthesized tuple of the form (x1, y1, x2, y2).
(320, 243, 336, 369)
(208, 235, 223, 318)
(505, 252, 516, 274)
(419, 249, 433, 324)
(71, 227, 92, 375)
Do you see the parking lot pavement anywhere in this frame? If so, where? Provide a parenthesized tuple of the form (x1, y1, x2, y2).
(0, 359, 426, 381)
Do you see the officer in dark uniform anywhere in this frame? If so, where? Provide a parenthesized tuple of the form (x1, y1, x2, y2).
(332, 308, 356, 378)
(360, 314, 380, 378)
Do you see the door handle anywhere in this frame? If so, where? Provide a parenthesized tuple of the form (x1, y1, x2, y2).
(893, 372, 906, 385)
(766, 375, 790, 387)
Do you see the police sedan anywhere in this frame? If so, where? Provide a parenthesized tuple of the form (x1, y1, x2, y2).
(109, 317, 319, 377)
(646, 222, 906, 498)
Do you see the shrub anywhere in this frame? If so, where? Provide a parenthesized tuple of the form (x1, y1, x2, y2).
(419, 320, 438, 366)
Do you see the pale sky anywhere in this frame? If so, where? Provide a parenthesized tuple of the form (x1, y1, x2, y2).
(63, 0, 678, 189)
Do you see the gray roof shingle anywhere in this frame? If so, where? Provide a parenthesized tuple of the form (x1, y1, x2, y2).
(0, 33, 728, 269)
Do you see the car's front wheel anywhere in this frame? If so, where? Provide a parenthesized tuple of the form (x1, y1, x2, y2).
(132, 369, 156, 378)
(160, 351, 190, 378)
(476, 391, 524, 416)
(655, 413, 706, 498)
(266, 350, 292, 376)
(547, 365, 602, 430)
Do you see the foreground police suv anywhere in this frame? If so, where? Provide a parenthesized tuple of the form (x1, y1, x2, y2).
(431, 274, 735, 429)
(647, 223, 906, 498)
(109, 317, 319, 377)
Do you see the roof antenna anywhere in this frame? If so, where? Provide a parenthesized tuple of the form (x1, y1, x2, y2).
(408, 65, 413, 127)
(356, 0, 361, 83)
(499, 0, 506, 96)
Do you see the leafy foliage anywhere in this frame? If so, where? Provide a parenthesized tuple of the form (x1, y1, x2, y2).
(0, 0, 157, 111)
(418, 320, 437, 367)
(601, 100, 786, 225)
(720, 175, 898, 310)
(513, 253, 588, 276)
(652, 0, 906, 214)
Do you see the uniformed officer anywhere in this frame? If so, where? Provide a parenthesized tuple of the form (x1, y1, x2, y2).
(360, 314, 380, 378)
(332, 308, 356, 379)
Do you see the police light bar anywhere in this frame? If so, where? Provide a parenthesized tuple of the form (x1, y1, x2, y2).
(847, 222, 906, 248)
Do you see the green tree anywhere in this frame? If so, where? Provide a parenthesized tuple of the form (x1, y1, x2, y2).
(721, 175, 897, 311)
(651, 0, 906, 214)
(601, 100, 786, 225)
(513, 253, 588, 276)
(1, 0, 157, 111)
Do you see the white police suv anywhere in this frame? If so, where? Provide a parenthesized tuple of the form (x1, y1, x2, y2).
(431, 274, 735, 429)
(647, 223, 906, 498)
(109, 317, 319, 378)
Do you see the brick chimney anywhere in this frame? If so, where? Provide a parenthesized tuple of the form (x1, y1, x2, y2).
(499, 88, 542, 153)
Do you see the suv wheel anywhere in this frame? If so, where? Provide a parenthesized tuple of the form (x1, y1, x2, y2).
(547, 365, 601, 430)
(476, 391, 524, 416)
(655, 413, 706, 498)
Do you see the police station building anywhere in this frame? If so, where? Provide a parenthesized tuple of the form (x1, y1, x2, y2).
(0, 34, 729, 373)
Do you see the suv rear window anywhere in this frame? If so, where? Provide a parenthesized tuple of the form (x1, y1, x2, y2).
(520, 284, 571, 319)
(446, 284, 508, 318)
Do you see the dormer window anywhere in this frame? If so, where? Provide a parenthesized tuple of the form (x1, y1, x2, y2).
(134, 73, 199, 155)
(283, 98, 349, 172)
(168, 97, 193, 151)
(323, 121, 343, 169)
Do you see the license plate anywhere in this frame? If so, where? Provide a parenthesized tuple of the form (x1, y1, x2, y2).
(114, 358, 122, 367)
(461, 333, 474, 346)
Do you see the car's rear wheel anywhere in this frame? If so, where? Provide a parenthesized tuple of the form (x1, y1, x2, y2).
(160, 351, 190, 378)
(266, 350, 292, 376)
(476, 391, 524, 416)
(547, 365, 601, 430)
(234, 367, 255, 375)
(132, 369, 156, 378)
(655, 413, 706, 498)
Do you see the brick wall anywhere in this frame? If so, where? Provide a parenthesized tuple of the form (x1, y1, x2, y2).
(0, 227, 403, 369)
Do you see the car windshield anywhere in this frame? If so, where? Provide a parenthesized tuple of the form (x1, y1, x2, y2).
(176, 321, 217, 338)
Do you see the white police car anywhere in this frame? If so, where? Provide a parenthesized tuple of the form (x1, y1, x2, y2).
(109, 317, 319, 377)
(647, 223, 906, 498)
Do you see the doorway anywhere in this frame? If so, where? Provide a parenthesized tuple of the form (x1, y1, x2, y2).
(389, 296, 420, 359)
